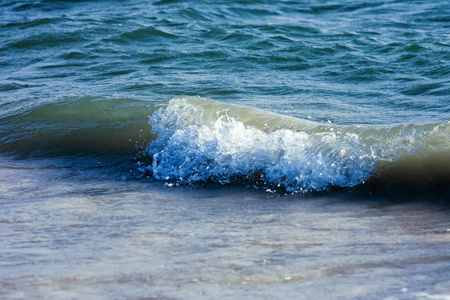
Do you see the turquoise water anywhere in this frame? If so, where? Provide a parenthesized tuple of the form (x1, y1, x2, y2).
(1, 0, 450, 299)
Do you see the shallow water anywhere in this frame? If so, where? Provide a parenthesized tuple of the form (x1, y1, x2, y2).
(1, 0, 450, 299)
(1, 156, 449, 299)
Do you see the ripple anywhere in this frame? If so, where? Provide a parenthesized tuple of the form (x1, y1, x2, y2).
(401, 83, 444, 96)
(2, 17, 64, 29)
(178, 8, 212, 21)
(121, 26, 178, 42)
(7, 31, 86, 50)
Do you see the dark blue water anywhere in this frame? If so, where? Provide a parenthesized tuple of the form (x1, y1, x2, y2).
(1, 0, 450, 299)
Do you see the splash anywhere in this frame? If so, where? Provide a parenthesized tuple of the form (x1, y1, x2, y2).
(146, 97, 450, 192)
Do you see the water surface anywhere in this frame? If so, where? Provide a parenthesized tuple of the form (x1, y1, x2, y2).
(1, 0, 449, 299)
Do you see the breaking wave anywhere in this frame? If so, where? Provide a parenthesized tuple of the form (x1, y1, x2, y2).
(1, 95, 449, 193)
(145, 96, 450, 192)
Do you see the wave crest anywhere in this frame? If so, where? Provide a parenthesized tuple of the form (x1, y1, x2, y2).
(145, 96, 450, 192)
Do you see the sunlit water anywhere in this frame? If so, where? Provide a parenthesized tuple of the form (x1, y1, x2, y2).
(1, 0, 450, 299)
(1, 157, 449, 299)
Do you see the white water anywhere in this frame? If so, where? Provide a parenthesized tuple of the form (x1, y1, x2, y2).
(146, 97, 450, 192)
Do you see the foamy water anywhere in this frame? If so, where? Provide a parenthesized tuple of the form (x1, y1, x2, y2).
(146, 96, 450, 192)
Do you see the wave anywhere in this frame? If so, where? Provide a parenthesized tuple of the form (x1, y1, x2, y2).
(145, 96, 450, 193)
(1, 96, 449, 194)
(0, 97, 155, 157)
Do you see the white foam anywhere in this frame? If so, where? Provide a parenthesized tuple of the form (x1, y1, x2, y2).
(145, 97, 448, 191)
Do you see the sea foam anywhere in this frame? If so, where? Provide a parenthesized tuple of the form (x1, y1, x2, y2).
(146, 96, 450, 192)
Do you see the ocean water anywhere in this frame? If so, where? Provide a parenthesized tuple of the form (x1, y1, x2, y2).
(1, 0, 450, 299)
